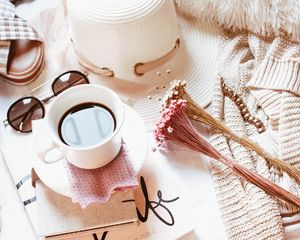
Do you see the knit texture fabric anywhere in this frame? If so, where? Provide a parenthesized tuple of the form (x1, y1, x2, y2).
(64, 141, 138, 208)
(210, 31, 300, 239)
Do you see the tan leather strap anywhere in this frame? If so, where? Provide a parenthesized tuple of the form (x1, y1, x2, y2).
(77, 52, 116, 77)
(133, 38, 180, 76)
(75, 38, 180, 78)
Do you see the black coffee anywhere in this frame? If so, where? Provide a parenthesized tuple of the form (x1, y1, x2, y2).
(58, 102, 116, 148)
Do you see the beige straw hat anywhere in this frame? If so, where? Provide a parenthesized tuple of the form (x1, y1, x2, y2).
(38, 0, 221, 129)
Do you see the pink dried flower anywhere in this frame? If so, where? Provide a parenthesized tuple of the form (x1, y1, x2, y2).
(154, 99, 188, 147)
(153, 97, 300, 209)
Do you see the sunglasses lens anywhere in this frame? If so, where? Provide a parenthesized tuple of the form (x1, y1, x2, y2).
(7, 97, 44, 132)
(52, 71, 89, 95)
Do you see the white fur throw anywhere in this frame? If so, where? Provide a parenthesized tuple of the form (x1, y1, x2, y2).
(175, 0, 300, 42)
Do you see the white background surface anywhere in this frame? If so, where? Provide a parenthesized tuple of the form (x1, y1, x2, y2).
(0, 1, 225, 240)
(2, 0, 300, 240)
(2, 1, 300, 240)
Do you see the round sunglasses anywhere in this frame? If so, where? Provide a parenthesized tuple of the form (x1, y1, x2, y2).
(3, 70, 89, 133)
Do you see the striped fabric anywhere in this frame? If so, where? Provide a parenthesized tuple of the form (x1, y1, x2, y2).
(0, 0, 41, 74)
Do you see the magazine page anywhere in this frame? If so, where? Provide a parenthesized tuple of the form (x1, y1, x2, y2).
(2, 133, 197, 240)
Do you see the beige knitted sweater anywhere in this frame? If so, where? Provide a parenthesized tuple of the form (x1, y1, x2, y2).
(210, 31, 300, 239)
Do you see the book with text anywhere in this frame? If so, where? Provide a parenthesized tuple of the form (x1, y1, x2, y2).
(2, 133, 196, 240)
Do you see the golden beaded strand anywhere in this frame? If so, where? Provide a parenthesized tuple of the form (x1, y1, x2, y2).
(221, 79, 265, 133)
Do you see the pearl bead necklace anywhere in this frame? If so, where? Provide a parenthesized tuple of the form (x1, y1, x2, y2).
(221, 78, 265, 134)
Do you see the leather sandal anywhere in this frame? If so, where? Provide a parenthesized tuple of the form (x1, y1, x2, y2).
(0, 0, 44, 85)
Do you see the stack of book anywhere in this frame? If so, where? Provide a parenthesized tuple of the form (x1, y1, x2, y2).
(36, 180, 138, 239)
(2, 133, 196, 240)
(2, 131, 139, 239)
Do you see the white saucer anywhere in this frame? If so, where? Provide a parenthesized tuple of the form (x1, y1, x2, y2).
(32, 104, 148, 198)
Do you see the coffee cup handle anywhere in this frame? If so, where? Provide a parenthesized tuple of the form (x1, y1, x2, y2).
(37, 140, 65, 164)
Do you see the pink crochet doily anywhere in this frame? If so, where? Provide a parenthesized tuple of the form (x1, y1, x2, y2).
(63, 141, 138, 208)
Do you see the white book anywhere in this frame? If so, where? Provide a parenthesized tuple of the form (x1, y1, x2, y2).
(36, 181, 137, 239)
(2, 133, 196, 240)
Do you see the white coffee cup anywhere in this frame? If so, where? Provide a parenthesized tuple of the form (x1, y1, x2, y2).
(37, 84, 124, 169)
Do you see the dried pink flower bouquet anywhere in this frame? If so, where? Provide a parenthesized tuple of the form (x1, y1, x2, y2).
(154, 98, 300, 208)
